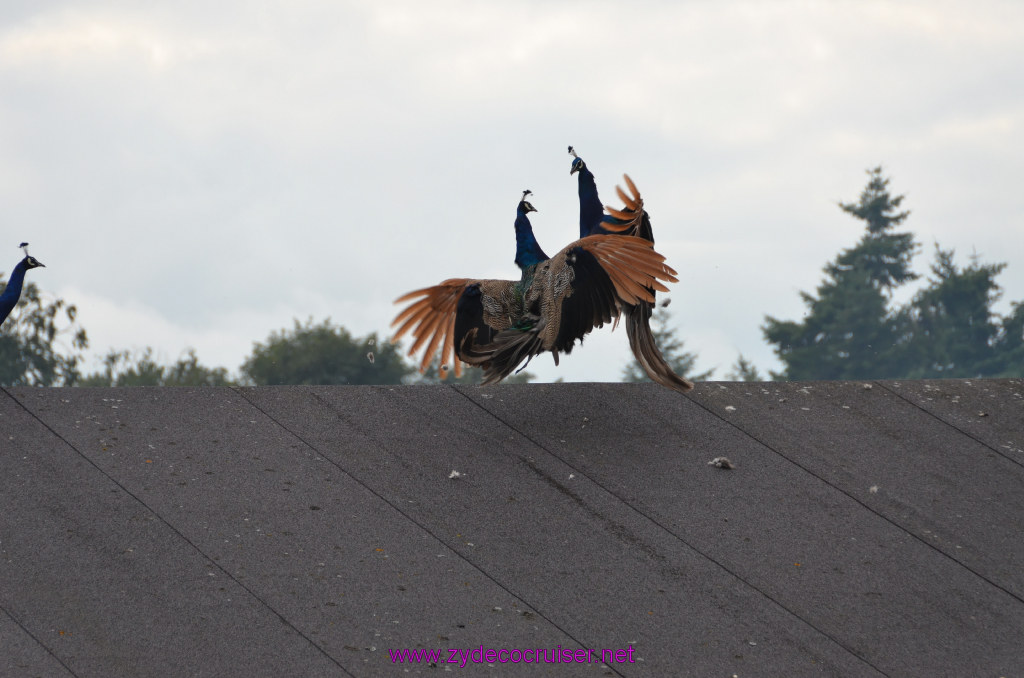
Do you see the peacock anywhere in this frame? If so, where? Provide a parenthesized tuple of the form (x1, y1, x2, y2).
(0, 243, 45, 327)
(568, 146, 693, 392)
(569, 146, 652, 241)
(513, 190, 548, 273)
(391, 188, 678, 384)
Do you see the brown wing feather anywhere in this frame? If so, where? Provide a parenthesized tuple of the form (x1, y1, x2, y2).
(615, 185, 639, 211)
(600, 260, 655, 305)
(514, 234, 679, 356)
(391, 278, 471, 378)
(603, 173, 646, 233)
(598, 244, 677, 282)
(622, 174, 641, 204)
(576, 235, 677, 305)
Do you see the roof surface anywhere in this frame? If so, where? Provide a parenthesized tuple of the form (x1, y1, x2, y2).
(2, 380, 1022, 677)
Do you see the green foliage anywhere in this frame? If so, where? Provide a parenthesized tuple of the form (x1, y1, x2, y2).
(165, 349, 234, 386)
(765, 167, 1023, 380)
(764, 261, 900, 379)
(836, 167, 917, 290)
(0, 279, 88, 386)
(80, 348, 233, 387)
(764, 167, 918, 380)
(893, 246, 1018, 378)
(725, 354, 763, 382)
(242, 317, 413, 385)
(415, 359, 535, 385)
(996, 302, 1024, 376)
(622, 307, 713, 383)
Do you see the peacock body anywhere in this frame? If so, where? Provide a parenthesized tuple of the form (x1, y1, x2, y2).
(392, 187, 678, 384)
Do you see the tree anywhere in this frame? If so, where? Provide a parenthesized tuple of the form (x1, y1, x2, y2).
(764, 167, 918, 380)
(622, 307, 713, 383)
(725, 354, 763, 382)
(415, 359, 535, 385)
(764, 167, 1023, 380)
(164, 349, 233, 386)
(993, 302, 1024, 376)
(242, 318, 414, 385)
(894, 246, 1014, 378)
(836, 167, 917, 290)
(0, 278, 88, 386)
(80, 348, 233, 387)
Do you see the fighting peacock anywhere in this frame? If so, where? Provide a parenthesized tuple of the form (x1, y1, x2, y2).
(391, 183, 680, 385)
(568, 146, 693, 392)
(0, 243, 45, 327)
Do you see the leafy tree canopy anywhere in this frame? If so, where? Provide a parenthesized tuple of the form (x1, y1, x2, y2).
(242, 317, 413, 385)
(80, 348, 233, 387)
(0, 278, 88, 386)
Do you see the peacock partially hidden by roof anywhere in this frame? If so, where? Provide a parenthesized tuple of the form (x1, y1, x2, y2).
(0, 243, 45, 327)
(568, 146, 693, 392)
(391, 185, 678, 385)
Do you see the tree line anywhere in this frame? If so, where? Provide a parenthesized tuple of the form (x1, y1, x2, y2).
(763, 167, 1022, 380)
(1, 166, 1021, 386)
(0, 312, 533, 386)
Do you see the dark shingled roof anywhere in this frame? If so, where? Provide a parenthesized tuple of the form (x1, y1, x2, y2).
(2, 380, 1023, 677)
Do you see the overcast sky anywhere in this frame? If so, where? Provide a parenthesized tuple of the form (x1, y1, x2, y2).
(2, 0, 1022, 383)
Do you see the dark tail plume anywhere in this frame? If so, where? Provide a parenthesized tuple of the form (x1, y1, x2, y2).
(625, 303, 694, 393)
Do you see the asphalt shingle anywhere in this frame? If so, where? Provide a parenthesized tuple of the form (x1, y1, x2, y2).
(2, 381, 1022, 677)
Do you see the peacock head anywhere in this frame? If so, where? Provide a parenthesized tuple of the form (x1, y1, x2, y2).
(568, 145, 586, 175)
(519, 189, 537, 214)
(19, 243, 44, 269)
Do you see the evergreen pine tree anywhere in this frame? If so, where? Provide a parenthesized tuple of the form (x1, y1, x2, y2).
(895, 246, 1009, 378)
(725, 354, 763, 382)
(993, 302, 1024, 376)
(764, 167, 917, 380)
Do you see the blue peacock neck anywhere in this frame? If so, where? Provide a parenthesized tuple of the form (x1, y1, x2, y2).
(0, 258, 30, 322)
(514, 204, 548, 273)
(576, 164, 604, 238)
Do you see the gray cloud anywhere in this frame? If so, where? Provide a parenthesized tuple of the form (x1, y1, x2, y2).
(2, 0, 1022, 380)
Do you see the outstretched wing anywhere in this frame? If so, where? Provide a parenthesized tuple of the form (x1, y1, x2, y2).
(391, 278, 522, 380)
(543, 234, 676, 353)
(471, 234, 678, 383)
(599, 174, 647, 238)
(577, 233, 675, 303)
(391, 278, 472, 378)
